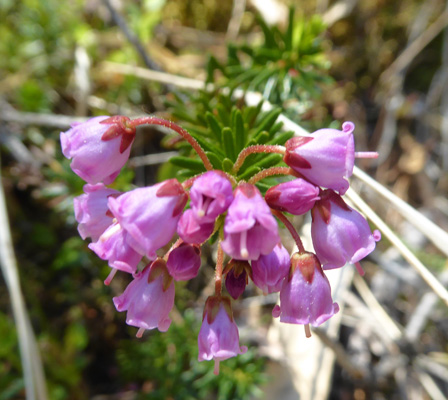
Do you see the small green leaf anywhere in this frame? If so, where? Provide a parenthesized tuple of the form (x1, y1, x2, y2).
(221, 127, 236, 161)
(170, 157, 206, 172)
(233, 109, 246, 153)
(266, 130, 294, 145)
(216, 103, 230, 126)
(238, 166, 261, 180)
(253, 108, 282, 137)
(205, 152, 223, 169)
(205, 112, 223, 142)
(221, 158, 234, 173)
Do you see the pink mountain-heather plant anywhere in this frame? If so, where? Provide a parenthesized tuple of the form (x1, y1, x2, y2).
(311, 189, 381, 273)
(113, 259, 175, 336)
(198, 296, 247, 375)
(221, 184, 280, 260)
(273, 252, 340, 332)
(61, 113, 380, 373)
(60, 116, 136, 184)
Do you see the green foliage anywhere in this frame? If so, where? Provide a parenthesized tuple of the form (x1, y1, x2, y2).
(117, 310, 266, 400)
(165, 90, 294, 184)
(206, 8, 333, 115)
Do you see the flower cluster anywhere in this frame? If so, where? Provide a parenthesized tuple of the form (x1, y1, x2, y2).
(61, 115, 380, 373)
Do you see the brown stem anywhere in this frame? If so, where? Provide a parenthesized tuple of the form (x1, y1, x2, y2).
(248, 167, 296, 184)
(215, 242, 225, 295)
(131, 116, 213, 171)
(271, 209, 306, 253)
(233, 145, 285, 174)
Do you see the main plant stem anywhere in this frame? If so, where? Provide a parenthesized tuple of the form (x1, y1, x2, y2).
(131, 116, 213, 171)
(215, 243, 224, 295)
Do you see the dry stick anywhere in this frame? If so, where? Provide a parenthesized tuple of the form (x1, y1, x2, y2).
(312, 327, 365, 380)
(131, 116, 213, 171)
(380, 10, 448, 84)
(226, 0, 246, 41)
(100, 0, 159, 71)
(0, 162, 48, 400)
(352, 168, 448, 257)
(271, 209, 306, 254)
(346, 188, 448, 307)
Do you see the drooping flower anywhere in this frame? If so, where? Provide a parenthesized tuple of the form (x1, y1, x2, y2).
(113, 258, 175, 335)
(273, 252, 339, 326)
(189, 171, 234, 223)
(251, 243, 291, 295)
(221, 184, 280, 260)
(223, 260, 251, 300)
(60, 116, 136, 184)
(283, 122, 355, 195)
(74, 183, 120, 241)
(265, 178, 320, 215)
(166, 243, 201, 281)
(177, 209, 215, 244)
(88, 222, 142, 281)
(108, 179, 188, 259)
(311, 189, 381, 270)
(198, 295, 247, 375)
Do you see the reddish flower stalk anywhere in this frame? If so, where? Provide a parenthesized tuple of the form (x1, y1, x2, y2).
(215, 243, 225, 294)
(248, 167, 298, 185)
(163, 237, 183, 261)
(232, 145, 286, 174)
(131, 116, 213, 171)
(271, 209, 306, 254)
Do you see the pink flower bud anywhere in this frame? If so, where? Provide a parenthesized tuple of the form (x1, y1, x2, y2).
(166, 243, 201, 281)
(198, 296, 247, 375)
(283, 122, 355, 195)
(113, 258, 175, 334)
(60, 116, 135, 184)
(311, 190, 381, 270)
(224, 260, 251, 300)
(273, 252, 339, 326)
(189, 171, 234, 223)
(73, 183, 120, 241)
(108, 179, 188, 259)
(265, 179, 320, 215)
(251, 243, 290, 294)
(177, 209, 215, 244)
(221, 184, 279, 260)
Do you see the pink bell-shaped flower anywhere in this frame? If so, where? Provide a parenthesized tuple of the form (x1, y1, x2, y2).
(198, 295, 247, 375)
(265, 179, 320, 215)
(113, 258, 175, 336)
(283, 122, 355, 195)
(177, 209, 215, 244)
(221, 184, 280, 260)
(60, 116, 136, 184)
(189, 171, 234, 223)
(311, 190, 381, 270)
(273, 252, 339, 326)
(74, 183, 121, 241)
(251, 243, 291, 294)
(166, 243, 201, 281)
(108, 179, 188, 259)
(88, 222, 142, 283)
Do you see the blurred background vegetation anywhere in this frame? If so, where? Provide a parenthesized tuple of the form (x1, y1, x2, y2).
(1, 0, 448, 399)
